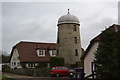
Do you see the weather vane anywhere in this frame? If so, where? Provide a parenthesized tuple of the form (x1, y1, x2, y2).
(68, 9, 70, 14)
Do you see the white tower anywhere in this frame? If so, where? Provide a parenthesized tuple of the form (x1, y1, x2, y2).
(57, 9, 82, 65)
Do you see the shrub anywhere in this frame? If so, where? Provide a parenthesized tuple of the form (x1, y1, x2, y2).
(36, 62, 48, 68)
(50, 57, 64, 67)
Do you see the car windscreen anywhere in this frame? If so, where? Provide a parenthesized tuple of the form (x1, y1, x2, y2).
(51, 67, 56, 70)
(61, 67, 68, 70)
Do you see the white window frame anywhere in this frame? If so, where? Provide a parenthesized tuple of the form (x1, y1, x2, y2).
(37, 49, 45, 57)
(26, 63, 36, 68)
(49, 50, 56, 56)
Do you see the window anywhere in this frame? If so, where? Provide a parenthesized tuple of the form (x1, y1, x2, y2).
(12, 62, 14, 66)
(49, 50, 57, 56)
(28, 63, 30, 67)
(14, 62, 16, 66)
(75, 49, 78, 56)
(74, 37, 77, 43)
(17, 62, 20, 66)
(37, 49, 45, 57)
(57, 50, 59, 56)
(57, 38, 59, 44)
(27, 63, 36, 68)
(74, 25, 77, 31)
(62, 67, 68, 70)
(52, 67, 56, 70)
(57, 67, 62, 70)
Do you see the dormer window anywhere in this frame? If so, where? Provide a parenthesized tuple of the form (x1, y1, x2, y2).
(49, 50, 57, 57)
(36, 49, 45, 57)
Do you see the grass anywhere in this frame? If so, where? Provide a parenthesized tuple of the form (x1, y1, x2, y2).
(0, 73, 2, 79)
(1, 75, 15, 80)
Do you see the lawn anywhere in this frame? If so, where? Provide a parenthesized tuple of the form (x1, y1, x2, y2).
(0, 74, 2, 79)
(1, 75, 15, 80)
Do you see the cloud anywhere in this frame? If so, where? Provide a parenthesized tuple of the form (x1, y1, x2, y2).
(0, 2, 2, 51)
(2, 0, 120, 2)
(119, 1, 120, 24)
(81, 17, 117, 49)
(2, 2, 118, 53)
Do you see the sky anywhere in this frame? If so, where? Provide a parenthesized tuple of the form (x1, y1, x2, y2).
(1, 1, 119, 54)
(119, 1, 120, 24)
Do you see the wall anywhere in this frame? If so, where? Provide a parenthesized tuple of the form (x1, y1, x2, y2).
(10, 49, 22, 68)
(84, 42, 99, 77)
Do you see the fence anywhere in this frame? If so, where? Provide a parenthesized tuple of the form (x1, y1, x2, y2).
(3, 68, 50, 77)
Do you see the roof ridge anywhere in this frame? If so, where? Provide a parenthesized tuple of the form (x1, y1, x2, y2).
(18, 41, 57, 44)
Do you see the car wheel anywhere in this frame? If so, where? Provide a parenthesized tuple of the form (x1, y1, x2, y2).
(56, 73, 60, 77)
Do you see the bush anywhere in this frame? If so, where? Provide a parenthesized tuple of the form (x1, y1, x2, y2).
(36, 62, 48, 68)
(69, 60, 84, 68)
(50, 57, 64, 67)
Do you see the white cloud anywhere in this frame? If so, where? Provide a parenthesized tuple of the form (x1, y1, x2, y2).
(2, 2, 118, 53)
(2, 0, 120, 2)
(0, 2, 2, 51)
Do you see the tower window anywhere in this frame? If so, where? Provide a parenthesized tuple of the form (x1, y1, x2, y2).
(57, 50, 59, 56)
(74, 25, 77, 31)
(74, 37, 77, 43)
(57, 38, 59, 44)
(75, 49, 78, 56)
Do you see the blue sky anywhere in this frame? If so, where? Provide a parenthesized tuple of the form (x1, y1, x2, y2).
(1, 1, 118, 54)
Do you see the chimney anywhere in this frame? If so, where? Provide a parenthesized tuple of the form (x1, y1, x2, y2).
(114, 24, 118, 32)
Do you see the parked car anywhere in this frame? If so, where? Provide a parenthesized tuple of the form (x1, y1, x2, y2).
(50, 66, 69, 77)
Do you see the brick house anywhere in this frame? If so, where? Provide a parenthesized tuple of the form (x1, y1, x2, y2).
(9, 41, 57, 68)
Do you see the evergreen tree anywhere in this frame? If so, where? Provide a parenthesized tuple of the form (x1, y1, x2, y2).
(94, 29, 120, 79)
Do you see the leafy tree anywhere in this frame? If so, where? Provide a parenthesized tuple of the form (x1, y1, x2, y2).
(94, 29, 120, 79)
(2, 51, 10, 63)
(50, 57, 64, 67)
(70, 60, 84, 68)
(36, 62, 48, 68)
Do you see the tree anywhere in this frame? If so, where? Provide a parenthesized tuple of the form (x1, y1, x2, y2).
(50, 57, 64, 67)
(94, 29, 120, 79)
(2, 51, 10, 63)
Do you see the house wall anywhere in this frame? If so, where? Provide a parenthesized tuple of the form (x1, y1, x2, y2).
(10, 49, 22, 68)
(84, 42, 99, 77)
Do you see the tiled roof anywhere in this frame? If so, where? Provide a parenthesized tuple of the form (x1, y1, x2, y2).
(10, 41, 57, 62)
(81, 24, 120, 59)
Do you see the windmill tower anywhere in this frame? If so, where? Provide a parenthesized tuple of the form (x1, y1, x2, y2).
(57, 9, 82, 65)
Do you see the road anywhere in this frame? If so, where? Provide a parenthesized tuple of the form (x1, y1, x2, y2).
(14, 77, 72, 80)
(3, 73, 72, 80)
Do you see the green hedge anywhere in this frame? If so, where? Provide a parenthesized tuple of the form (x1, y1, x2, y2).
(50, 57, 64, 67)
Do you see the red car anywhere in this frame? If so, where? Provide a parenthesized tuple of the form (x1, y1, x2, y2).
(50, 66, 69, 77)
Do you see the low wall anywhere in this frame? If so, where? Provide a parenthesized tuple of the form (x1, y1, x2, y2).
(3, 68, 50, 77)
